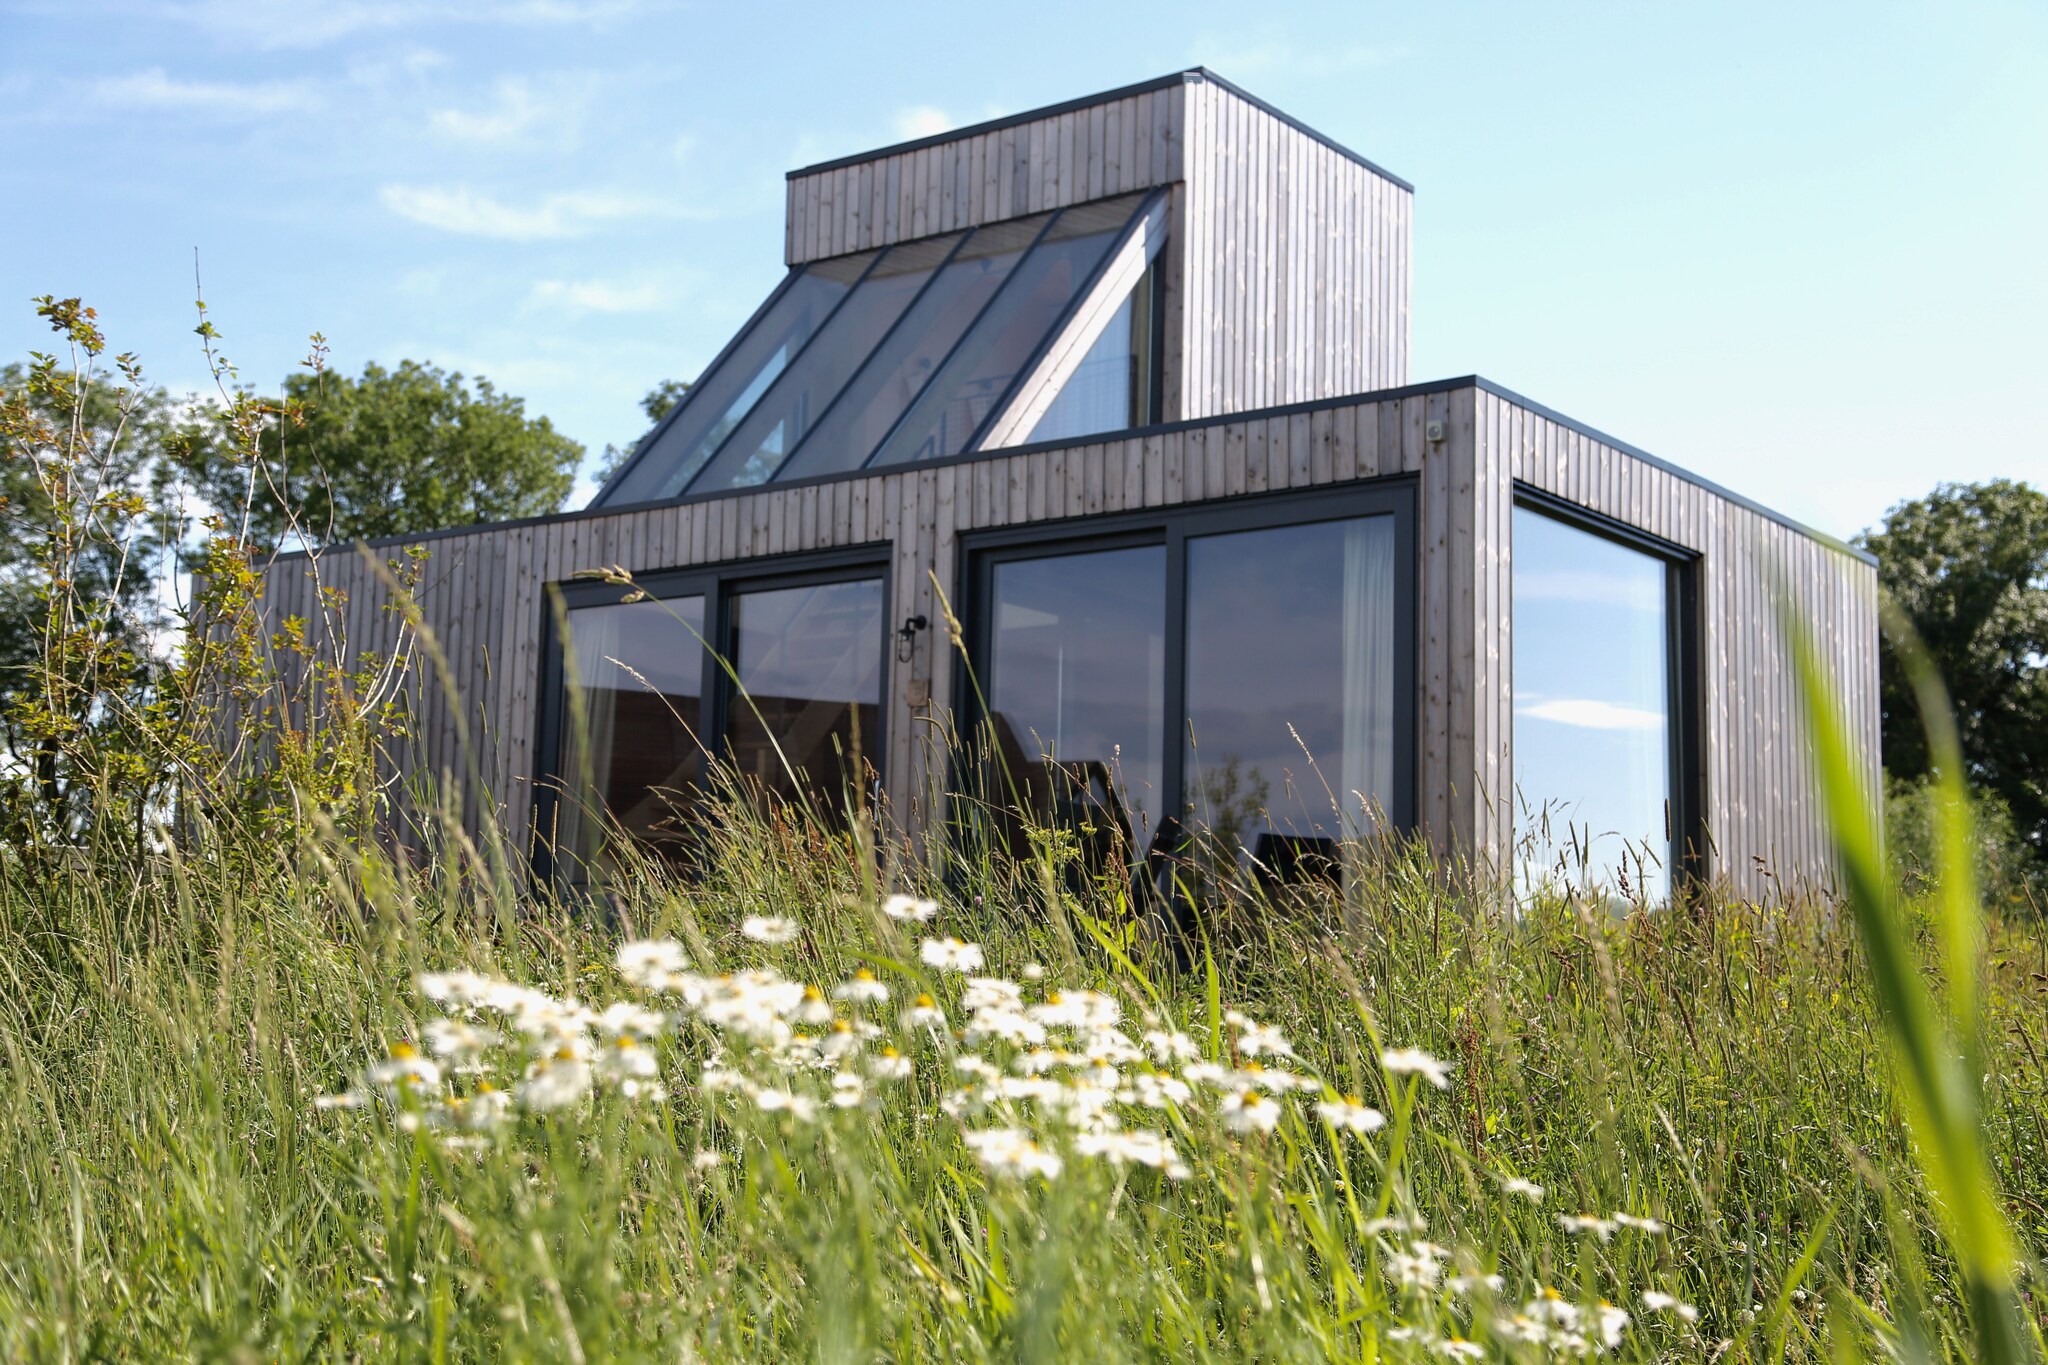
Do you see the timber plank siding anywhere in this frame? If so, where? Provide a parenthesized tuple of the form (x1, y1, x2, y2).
(260, 379, 1876, 900)
(254, 71, 1876, 903)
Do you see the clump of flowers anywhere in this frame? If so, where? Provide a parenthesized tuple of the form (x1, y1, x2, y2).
(319, 891, 1700, 1352)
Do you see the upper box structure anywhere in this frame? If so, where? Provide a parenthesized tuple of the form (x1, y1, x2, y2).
(596, 70, 1413, 509)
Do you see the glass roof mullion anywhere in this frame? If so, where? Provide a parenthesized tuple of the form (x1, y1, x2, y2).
(963, 188, 1166, 457)
(591, 265, 808, 507)
(855, 208, 1069, 473)
(754, 227, 978, 486)
(675, 245, 897, 500)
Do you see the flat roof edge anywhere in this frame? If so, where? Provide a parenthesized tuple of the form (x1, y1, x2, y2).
(1467, 377, 1876, 567)
(265, 377, 1871, 569)
(785, 68, 1415, 194)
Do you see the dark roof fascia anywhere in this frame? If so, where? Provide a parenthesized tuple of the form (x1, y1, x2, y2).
(786, 68, 1416, 195)
(1466, 376, 1876, 567)
(264, 375, 1873, 569)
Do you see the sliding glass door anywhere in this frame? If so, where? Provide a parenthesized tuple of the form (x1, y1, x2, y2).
(538, 557, 888, 882)
(966, 484, 1414, 886)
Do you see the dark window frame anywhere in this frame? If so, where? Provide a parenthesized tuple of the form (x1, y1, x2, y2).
(953, 477, 1420, 848)
(1510, 483, 1707, 892)
(531, 544, 893, 885)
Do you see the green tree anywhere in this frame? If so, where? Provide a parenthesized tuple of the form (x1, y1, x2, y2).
(594, 378, 690, 488)
(1856, 479, 2048, 860)
(178, 359, 582, 549)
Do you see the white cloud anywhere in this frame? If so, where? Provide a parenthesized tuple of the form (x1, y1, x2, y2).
(429, 80, 545, 142)
(89, 67, 320, 116)
(379, 183, 653, 239)
(1512, 568, 1663, 613)
(1516, 699, 1666, 732)
(892, 105, 954, 140)
(527, 277, 667, 314)
(146, 0, 644, 50)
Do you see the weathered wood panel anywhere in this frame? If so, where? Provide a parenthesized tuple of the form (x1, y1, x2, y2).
(1476, 389, 1879, 901)
(260, 380, 1875, 903)
(1173, 79, 1411, 419)
(784, 73, 1411, 431)
(785, 84, 1186, 264)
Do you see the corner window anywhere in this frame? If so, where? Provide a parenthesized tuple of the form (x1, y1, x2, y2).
(538, 558, 888, 881)
(1511, 499, 1695, 901)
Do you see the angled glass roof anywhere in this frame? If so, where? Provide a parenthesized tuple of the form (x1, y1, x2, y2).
(593, 190, 1163, 508)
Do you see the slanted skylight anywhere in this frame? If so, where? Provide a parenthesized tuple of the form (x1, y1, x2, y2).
(593, 190, 1164, 507)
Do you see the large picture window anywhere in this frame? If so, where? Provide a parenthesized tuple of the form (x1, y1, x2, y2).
(1511, 496, 1697, 901)
(963, 484, 1415, 887)
(536, 554, 888, 882)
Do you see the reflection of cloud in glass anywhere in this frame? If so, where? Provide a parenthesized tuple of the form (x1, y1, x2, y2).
(1516, 698, 1665, 731)
(1512, 568, 1662, 613)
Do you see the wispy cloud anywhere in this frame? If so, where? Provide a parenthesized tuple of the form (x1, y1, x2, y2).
(1517, 698, 1665, 732)
(1513, 568, 1663, 612)
(379, 184, 657, 239)
(892, 105, 954, 139)
(527, 277, 667, 314)
(428, 76, 590, 143)
(89, 67, 320, 116)
(429, 80, 543, 142)
(145, 0, 646, 49)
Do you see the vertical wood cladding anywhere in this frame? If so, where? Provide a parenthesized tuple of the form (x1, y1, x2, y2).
(258, 382, 1877, 902)
(782, 74, 1413, 433)
(1476, 390, 1880, 901)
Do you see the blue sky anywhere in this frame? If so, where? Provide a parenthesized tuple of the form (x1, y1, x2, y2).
(3, 0, 2042, 537)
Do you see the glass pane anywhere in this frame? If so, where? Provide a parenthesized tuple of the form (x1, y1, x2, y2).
(1512, 506, 1672, 902)
(688, 236, 961, 492)
(726, 579, 886, 820)
(599, 255, 876, 505)
(983, 545, 1166, 862)
(1183, 517, 1397, 885)
(1022, 246, 1162, 446)
(1026, 292, 1134, 445)
(555, 594, 707, 868)
(868, 196, 1139, 468)
(775, 216, 1049, 482)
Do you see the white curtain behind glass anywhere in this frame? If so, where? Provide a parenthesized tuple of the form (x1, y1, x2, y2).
(556, 605, 625, 862)
(1340, 515, 1396, 838)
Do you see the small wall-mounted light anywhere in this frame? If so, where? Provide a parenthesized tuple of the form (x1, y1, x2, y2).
(1425, 419, 1446, 443)
(896, 613, 929, 663)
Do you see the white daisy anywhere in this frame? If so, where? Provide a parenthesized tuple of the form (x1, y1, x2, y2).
(881, 893, 939, 922)
(741, 915, 799, 945)
(1380, 1047, 1453, 1089)
(920, 937, 985, 973)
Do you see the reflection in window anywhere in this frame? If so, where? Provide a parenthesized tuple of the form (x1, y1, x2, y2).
(693, 236, 962, 492)
(983, 546, 1166, 862)
(555, 595, 707, 867)
(869, 199, 1133, 468)
(726, 579, 886, 821)
(1513, 506, 1672, 901)
(1024, 252, 1162, 446)
(1184, 517, 1397, 884)
(773, 216, 1048, 484)
(601, 254, 876, 504)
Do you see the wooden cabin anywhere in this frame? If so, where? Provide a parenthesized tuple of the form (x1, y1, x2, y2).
(257, 69, 1878, 901)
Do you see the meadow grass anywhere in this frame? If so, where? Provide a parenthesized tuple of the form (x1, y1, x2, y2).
(0, 773, 2043, 1363)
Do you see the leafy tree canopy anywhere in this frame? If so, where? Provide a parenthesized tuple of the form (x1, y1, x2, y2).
(0, 357, 176, 686)
(593, 379, 691, 490)
(1857, 478, 2048, 858)
(177, 359, 581, 549)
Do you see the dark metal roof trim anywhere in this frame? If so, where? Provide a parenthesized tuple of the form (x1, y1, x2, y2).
(268, 375, 1873, 568)
(785, 68, 1415, 195)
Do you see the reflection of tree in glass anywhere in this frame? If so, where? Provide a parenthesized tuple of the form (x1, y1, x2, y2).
(1186, 754, 1271, 869)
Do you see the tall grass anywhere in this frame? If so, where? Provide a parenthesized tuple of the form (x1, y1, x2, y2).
(1, 750, 2043, 1360)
